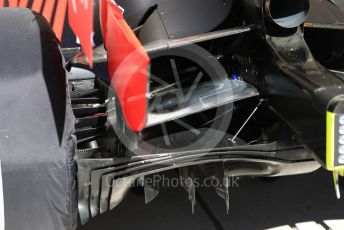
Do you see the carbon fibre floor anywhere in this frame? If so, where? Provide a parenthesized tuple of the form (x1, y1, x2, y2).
(78, 169, 344, 230)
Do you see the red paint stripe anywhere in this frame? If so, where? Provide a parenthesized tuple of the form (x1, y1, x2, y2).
(31, 0, 43, 13)
(0, 0, 4, 7)
(53, 0, 67, 40)
(42, 0, 56, 23)
(8, 0, 18, 7)
(19, 0, 29, 7)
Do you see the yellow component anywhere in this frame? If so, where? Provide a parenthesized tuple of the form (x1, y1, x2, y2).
(339, 169, 344, 177)
(327, 112, 344, 199)
(327, 111, 335, 170)
(326, 111, 344, 170)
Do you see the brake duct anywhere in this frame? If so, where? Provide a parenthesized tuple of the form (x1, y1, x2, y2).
(265, 0, 310, 28)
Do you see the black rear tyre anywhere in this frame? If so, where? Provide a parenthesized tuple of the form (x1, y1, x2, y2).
(0, 8, 77, 230)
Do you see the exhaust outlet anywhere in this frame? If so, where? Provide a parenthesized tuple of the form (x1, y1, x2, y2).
(265, 0, 310, 28)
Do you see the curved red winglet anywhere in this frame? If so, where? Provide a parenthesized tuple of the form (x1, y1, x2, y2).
(101, 0, 150, 132)
(68, 0, 94, 67)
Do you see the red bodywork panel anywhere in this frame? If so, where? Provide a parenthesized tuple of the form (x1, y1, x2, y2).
(68, 0, 94, 67)
(100, 0, 150, 131)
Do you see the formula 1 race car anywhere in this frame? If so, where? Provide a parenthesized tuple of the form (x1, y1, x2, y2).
(0, 0, 344, 229)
